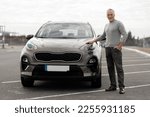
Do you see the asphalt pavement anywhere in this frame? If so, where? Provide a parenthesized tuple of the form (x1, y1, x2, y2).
(0, 46, 150, 100)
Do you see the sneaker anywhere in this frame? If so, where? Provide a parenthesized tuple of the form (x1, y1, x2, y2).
(119, 87, 125, 94)
(105, 86, 117, 91)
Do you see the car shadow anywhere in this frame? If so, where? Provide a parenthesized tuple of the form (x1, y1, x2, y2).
(22, 79, 94, 92)
(20, 76, 108, 92)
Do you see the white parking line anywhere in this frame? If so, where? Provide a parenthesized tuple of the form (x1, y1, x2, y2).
(102, 57, 150, 60)
(2, 70, 150, 84)
(19, 89, 105, 100)
(123, 59, 150, 62)
(102, 47, 150, 63)
(1, 80, 20, 84)
(124, 47, 150, 57)
(102, 70, 150, 76)
(20, 83, 150, 100)
(102, 59, 150, 63)
(102, 63, 150, 68)
(123, 63, 150, 67)
(122, 57, 149, 59)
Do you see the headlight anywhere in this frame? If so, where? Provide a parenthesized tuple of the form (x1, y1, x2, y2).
(79, 44, 95, 51)
(87, 44, 95, 50)
(86, 44, 95, 55)
(26, 42, 37, 50)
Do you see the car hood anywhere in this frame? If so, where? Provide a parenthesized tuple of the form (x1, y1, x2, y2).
(29, 37, 91, 52)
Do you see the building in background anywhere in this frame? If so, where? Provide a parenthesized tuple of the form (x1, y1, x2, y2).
(143, 37, 150, 48)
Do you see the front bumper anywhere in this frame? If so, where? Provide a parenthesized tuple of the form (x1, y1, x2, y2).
(21, 63, 96, 80)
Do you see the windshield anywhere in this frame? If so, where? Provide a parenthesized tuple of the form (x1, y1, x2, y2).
(35, 23, 94, 39)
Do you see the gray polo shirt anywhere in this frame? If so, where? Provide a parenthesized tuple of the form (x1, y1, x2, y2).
(95, 20, 127, 47)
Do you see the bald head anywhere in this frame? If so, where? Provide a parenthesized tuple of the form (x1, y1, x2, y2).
(107, 9, 115, 14)
(107, 9, 115, 22)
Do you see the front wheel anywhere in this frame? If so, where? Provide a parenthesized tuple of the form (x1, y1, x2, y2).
(21, 76, 34, 87)
(91, 65, 102, 88)
(91, 74, 101, 88)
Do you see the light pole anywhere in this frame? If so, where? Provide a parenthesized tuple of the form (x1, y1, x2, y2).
(0, 25, 5, 49)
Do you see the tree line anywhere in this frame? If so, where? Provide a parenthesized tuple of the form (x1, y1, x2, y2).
(125, 31, 143, 47)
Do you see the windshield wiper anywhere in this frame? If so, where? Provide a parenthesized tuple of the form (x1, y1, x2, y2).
(48, 36, 77, 39)
(36, 36, 90, 39)
(36, 36, 47, 38)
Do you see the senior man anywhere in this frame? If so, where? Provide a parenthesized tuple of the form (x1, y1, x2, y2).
(86, 9, 127, 94)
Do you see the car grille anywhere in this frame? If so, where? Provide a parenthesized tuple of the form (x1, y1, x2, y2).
(34, 52, 82, 62)
(32, 65, 83, 77)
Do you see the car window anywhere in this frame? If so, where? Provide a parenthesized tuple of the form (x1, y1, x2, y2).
(36, 23, 94, 39)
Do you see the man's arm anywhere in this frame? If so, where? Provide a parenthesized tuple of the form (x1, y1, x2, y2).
(94, 30, 106, 42)
(118, 22, 127, 44)
(115, 22, 127, 50)
(86, 27, 106, 44)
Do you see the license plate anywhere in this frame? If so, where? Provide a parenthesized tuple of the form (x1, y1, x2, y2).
(45, 65, 70, 72)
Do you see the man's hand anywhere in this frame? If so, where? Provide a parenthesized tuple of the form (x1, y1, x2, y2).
(86, 39, 95, 44)
(114, 42, 123, 50)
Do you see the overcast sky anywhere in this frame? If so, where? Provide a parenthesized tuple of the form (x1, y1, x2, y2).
(0, 0, 150, 38)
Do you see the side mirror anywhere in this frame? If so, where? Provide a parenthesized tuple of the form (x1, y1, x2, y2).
(26, 35, 34, 40)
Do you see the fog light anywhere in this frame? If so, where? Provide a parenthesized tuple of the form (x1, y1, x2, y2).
(21, 56, 30, 71)
(87, 57, 98, 72)
(88, 58, 96, 64)
(22, 57, 29, 63)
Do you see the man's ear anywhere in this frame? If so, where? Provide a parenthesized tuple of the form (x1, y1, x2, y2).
(113, 13, 115, 17)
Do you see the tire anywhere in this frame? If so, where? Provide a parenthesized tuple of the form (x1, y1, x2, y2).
(91, 64, 102, 88)
(21, 77, 34, 87)
(91, 74, 101, 88)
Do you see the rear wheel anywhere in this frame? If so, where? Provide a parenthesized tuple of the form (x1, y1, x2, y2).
(21, 77, 34, 87)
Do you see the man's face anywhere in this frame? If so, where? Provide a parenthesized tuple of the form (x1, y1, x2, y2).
(107, 10, 115, 22)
